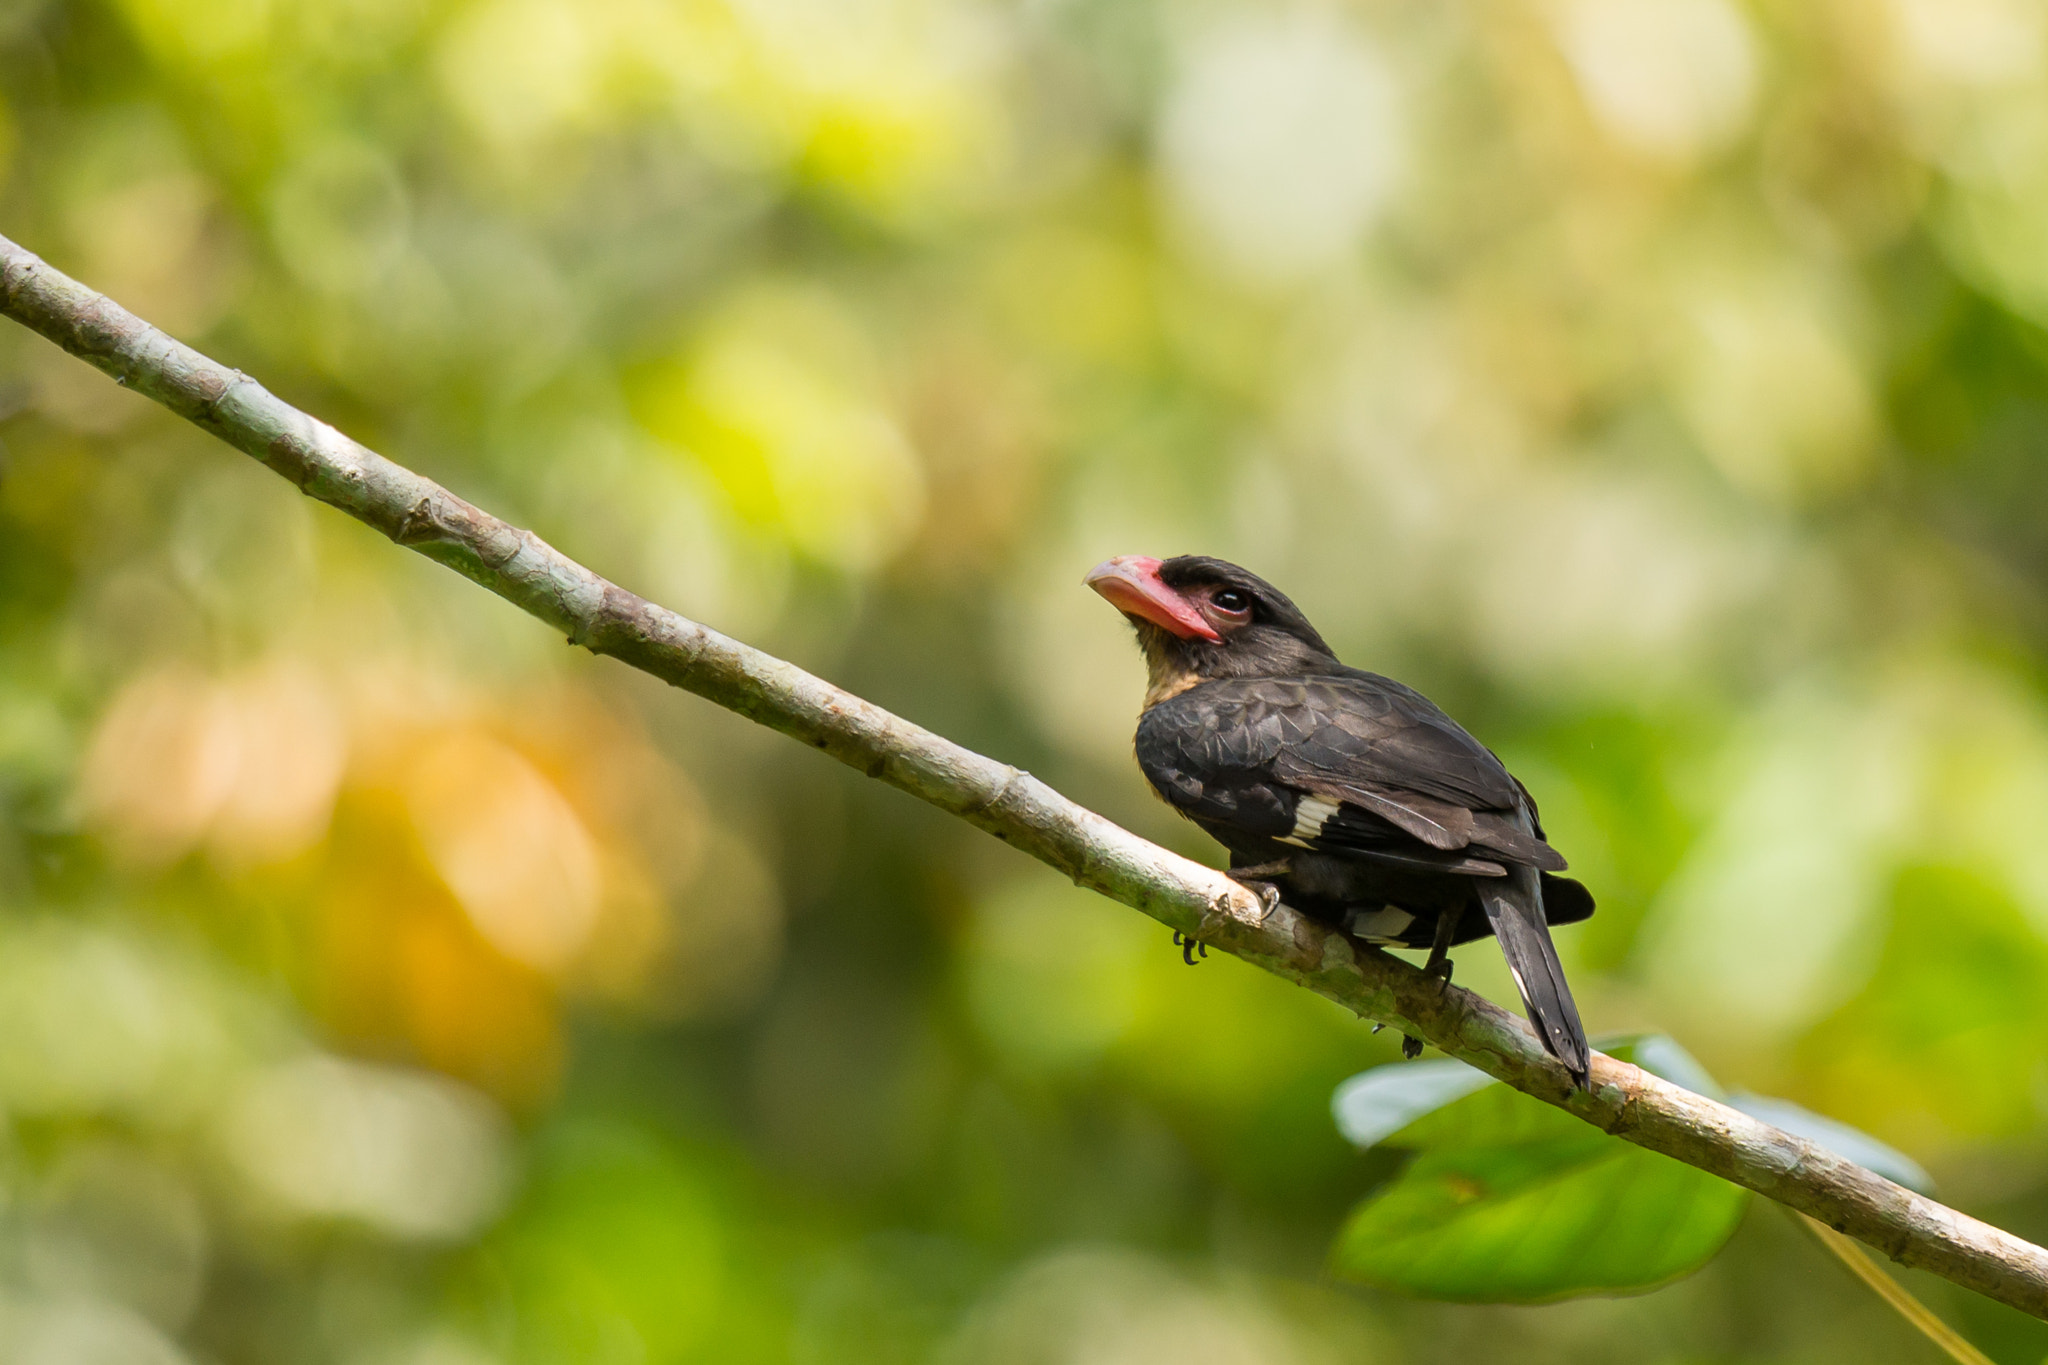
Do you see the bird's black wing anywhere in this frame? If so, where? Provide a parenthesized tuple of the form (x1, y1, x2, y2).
(1134, 674, 1567, 873)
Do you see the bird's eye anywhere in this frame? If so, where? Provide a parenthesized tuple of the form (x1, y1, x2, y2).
(1211, 589, 1250, 613)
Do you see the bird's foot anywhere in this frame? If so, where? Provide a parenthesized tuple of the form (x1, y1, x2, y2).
(1421, 911, 1458, 997)
(1401, 1034, 1425, 1060)
(1228, 877, 1283, 919)
(1172, 929, 1208, 966)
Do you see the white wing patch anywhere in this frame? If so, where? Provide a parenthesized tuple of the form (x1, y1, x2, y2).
(1290, 795, 1341, 843)
(1505, 962, 1528, 1004)
(1344, 904, 1415, 944)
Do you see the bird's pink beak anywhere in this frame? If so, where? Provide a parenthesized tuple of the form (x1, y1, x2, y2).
(1085, 556, 1221, 642)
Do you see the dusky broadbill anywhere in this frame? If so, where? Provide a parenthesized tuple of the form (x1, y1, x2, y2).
(1087, 554, 1595, 1088)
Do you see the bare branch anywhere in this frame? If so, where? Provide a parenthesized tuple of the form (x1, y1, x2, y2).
(4, 231, 2046, 1318)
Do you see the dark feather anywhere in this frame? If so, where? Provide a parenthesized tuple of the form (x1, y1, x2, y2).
(1481, 866, 1590, 1086)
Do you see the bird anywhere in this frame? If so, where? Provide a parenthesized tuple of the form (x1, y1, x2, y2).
(1086, 553, 1595, 1089)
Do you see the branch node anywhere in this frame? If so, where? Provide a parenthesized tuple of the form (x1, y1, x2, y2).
(966, 766, 1024, 818)
(396, 495, 443, 546)
(198, 368, 252, 419)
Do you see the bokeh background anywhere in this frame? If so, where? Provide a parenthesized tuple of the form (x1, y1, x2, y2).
(2, 0, 2047, 1359)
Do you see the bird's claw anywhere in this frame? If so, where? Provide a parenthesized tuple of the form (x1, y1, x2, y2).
(1401, 1034, 1424, 1060)
(1173, 929, 1208, 965)
(1230, 878, 1282, 918)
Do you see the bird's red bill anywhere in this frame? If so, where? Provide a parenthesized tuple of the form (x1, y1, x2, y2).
(1085, 556, 1221, 641)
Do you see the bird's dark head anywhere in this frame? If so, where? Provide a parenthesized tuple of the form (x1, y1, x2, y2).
(1085, 554, 1339, 705)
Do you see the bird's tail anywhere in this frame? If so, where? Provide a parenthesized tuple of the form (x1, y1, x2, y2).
(1479, 865, 1590, 1090)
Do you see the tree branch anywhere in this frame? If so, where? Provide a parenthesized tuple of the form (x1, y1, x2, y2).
(5, 230, 2046, 1318)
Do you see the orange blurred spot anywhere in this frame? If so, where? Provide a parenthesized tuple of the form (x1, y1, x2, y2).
(312, 794, 563, 1111)
(406, 729, 602, 972)
(394, 910, 563, 1112)
(80, 661, 345, 871)
(79, 666, 239, 866)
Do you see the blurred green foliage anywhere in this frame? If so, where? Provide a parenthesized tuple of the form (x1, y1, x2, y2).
(6, 0, 2048, 1360)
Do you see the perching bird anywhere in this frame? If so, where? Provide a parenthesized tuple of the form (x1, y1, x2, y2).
(1087, 554, 1595, 1088)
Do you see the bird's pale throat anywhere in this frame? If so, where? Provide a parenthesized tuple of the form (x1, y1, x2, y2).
(1138, 630, 1203, 710)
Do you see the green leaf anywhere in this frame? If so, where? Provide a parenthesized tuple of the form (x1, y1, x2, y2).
(1328, 1037, 1749, 1302)
(1330, 1131, 1749, 1301)
(1326, 1035, 1930, 1302)
(1331, 1059, 1490, 1149)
